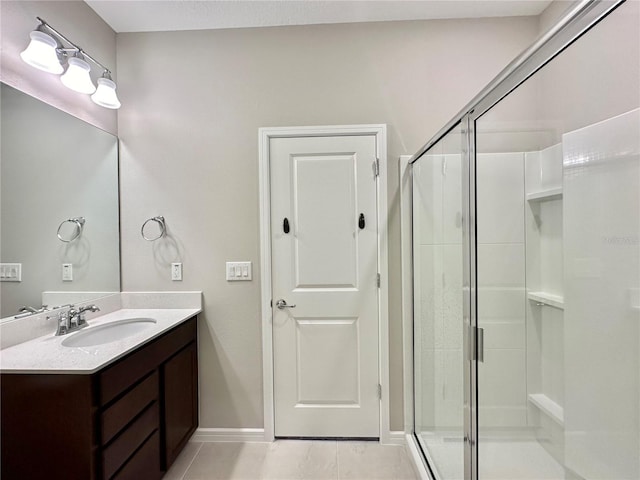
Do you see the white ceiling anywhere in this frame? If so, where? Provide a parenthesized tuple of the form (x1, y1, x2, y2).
(85, 0, 553, 33)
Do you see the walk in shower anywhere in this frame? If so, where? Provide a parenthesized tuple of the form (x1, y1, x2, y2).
(409, 1, 639, 479)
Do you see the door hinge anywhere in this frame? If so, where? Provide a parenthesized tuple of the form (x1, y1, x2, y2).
(376, 273, 381, 288)
(373, 158, 380, 178)
(377, 384, 382, 400)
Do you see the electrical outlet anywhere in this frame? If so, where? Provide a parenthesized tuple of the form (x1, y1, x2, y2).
(226, 261, 252, 281)
(62, 263, 73, 281)
(171, 263, 183, 281)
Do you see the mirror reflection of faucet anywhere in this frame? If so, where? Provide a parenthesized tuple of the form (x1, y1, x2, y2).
(14, 305, 48, 319)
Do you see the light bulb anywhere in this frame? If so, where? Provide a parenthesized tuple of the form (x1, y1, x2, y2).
(20, 30, 63, 74)
(91, 76, 121, 109)
(61, 56, 96, 94)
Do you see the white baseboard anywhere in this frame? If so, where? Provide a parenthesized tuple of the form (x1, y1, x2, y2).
(382, 430, 407, 446)
(192, 428, 267, 443)
(406, 433, 433, 480)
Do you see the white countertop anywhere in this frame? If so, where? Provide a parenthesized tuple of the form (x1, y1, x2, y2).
(0, 308, 200, 374)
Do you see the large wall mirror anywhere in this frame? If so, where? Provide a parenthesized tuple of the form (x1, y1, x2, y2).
(1, 83, 120, 319)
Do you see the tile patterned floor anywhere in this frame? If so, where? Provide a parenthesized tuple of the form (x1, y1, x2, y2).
(164, 440, 418, 480)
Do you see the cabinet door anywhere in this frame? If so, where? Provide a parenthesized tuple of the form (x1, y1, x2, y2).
(162, 342, 198, 468)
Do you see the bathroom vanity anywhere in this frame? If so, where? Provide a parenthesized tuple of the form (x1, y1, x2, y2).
(0, 310, 198, 480)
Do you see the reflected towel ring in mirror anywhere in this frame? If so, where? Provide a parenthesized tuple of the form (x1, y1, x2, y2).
(57, 217, 85, 242)
(141, 216, 166, 241)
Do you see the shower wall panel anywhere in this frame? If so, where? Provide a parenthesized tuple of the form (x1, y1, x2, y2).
(476, 152, 527, 428)
(563, 108, 640, 480)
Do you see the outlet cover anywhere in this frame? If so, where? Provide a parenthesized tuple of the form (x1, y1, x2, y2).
(62, 263, 73, 281)
(171, 263, 183, 281)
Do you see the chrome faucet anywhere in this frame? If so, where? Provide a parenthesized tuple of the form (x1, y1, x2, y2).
(48, 310, 70, 336)
(48, 304, 100, 336)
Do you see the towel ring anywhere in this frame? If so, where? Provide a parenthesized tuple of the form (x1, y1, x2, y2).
(141, 216, 166, 241)
(57, 217, 85, 243)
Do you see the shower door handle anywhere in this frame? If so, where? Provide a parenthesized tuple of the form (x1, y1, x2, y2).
(476, 327, 484, 363)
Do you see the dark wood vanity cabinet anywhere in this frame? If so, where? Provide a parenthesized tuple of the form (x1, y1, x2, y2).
(1, 316, 198, 480)
(162, 341, 198, 467)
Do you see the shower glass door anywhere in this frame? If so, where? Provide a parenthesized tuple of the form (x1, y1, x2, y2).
(473, 2, 639, 479)
(413, 122, 468, 480)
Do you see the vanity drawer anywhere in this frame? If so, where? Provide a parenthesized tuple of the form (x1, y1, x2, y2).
(111, 430, 162, 480)
(102, 371, 158, 445)
(100, 317, 196, 404)
(102, 402, 159, 479)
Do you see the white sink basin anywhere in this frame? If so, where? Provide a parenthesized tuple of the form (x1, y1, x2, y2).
(61, 318, 157, 348)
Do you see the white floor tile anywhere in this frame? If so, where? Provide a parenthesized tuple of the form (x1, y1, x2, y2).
(165, 442, 204, 480)
(162, 442, 202, 480)
(173, 439, 418, 480)
(183, 442, 269, 480)
(337, 441, 416, 480)
(260, 440, 338, 480)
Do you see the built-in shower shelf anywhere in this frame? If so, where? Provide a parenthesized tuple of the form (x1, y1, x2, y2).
(528, 292, 564, 310)
(526, 187, 563, 202)
(528, 393, 564, 426)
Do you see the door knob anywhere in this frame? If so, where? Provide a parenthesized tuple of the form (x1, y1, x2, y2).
(275, 299, 296, 309)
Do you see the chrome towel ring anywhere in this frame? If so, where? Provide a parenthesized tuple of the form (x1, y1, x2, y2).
(141, 216, 166, 241)
(57, 217, 85, 243)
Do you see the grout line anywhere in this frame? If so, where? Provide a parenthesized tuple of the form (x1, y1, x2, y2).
(336, 440, 340, 480)
(180, 442, 205, 480)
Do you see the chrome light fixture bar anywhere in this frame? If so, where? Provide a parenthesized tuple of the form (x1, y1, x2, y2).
(20, 17, 121, 109)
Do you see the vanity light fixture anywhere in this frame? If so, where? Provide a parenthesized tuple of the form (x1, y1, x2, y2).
(60, 53, 96, 94)
(91, 71, 121, 109)
(20, 28, 63, 74)
(20, 17, 121, 109)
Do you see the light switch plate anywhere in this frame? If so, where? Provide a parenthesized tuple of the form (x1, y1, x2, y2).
(226, 261, 252, 281)
(0, 263, 22, 282)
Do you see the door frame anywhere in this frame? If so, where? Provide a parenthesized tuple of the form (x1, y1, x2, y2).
(258, 124, 389, 443)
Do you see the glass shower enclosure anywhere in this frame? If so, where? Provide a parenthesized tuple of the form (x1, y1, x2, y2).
(410, 1, 639, 479)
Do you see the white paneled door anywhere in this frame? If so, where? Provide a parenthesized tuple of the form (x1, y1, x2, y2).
(270, 135, 380, 438)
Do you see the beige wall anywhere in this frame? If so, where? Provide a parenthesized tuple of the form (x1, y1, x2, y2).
(0, 1, 117, 134)
(538, 0, 640, 144)
(117, 17, 538, 430)
(539, 0, 573, 33)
